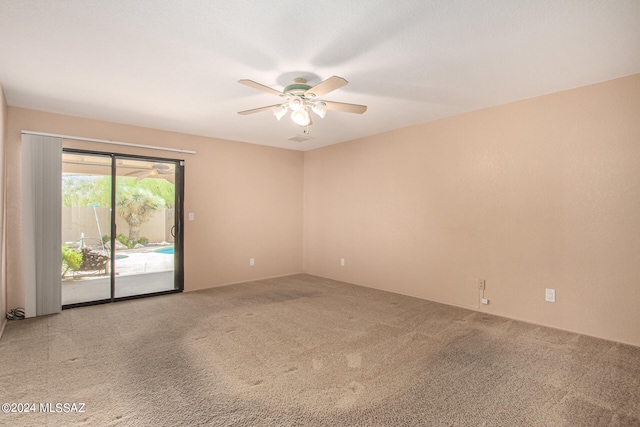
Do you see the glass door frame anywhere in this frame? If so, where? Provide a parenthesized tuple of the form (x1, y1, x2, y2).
(62, 148, 184, 308)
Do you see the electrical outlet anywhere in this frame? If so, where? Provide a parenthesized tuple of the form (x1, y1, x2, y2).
(478, 279, 486, 290)
(545, 288, 555, 302)
(340, 258, 345, 266)
(250, 258, 255, 266)
(481, 298, 489, 305)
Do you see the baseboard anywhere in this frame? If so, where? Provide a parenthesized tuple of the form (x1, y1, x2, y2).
(184, 272, 306, 293)
(303, 273, 640, 349)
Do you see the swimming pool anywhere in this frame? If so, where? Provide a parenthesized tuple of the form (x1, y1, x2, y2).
(155, 247, 174, 255)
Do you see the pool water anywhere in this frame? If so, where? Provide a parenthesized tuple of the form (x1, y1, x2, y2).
(155, 247, 174, 255)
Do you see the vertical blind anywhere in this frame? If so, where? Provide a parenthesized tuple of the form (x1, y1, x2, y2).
(21, 134, 62, 316)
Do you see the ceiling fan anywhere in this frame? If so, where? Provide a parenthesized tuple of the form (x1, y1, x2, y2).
(125, 163, 174, 183)
(237, 76, 367, 127)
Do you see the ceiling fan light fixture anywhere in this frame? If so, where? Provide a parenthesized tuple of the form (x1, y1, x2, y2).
(289, 95, 304, 111)
(312, 101, 327, 118)
(273, 104, 288, 120)
(291, 108, 310, 126)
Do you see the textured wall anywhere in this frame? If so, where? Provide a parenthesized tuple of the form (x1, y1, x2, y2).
(304, 74, 640, 346)
(6, 108, 304, 309)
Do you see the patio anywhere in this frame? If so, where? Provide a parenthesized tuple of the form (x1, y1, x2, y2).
(61, 246, 175, 305)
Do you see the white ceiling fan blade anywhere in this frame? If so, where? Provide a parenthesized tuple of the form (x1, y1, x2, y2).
(238, 104, 282, 115)
(238, 79, 283, 97)
(305, 76, 348, 98)
(324, 101, 367, 114)
(125, 170, 148, 177)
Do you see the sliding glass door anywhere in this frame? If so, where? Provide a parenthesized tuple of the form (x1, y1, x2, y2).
(113, 157, 180, 298)
(61, 152, 112, 304)
(61, 150, 184, 307)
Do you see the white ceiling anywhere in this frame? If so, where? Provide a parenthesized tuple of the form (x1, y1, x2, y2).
(1, 1, 639, 151)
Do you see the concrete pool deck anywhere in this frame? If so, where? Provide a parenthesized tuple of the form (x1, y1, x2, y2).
(62, 246, 176, 305)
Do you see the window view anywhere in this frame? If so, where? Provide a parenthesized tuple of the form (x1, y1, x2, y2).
(61, 152, 180, 306)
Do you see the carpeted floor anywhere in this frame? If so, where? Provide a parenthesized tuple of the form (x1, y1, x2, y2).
(1, 274, 639, 426)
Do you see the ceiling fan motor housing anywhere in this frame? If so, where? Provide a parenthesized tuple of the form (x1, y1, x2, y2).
(283, 78, 312, 95)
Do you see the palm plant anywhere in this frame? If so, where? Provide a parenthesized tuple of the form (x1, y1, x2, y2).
(115, 186, 165, 242)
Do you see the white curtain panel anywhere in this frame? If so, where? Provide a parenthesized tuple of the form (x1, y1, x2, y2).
(21, 134, 62, 316)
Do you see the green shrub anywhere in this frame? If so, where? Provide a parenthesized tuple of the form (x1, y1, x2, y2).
(62, 245, 82, 277)
(115, 233, 134, 249)
(105, 234, 151, 249)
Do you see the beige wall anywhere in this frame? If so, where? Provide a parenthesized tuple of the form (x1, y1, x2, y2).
(0, 84, 7, 336)
(6, 108, 304, 309)
(304, 74, 640, 346)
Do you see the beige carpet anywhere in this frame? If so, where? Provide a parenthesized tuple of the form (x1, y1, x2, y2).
(1, 274, 639, 426)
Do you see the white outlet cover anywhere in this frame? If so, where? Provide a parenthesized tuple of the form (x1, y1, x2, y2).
(545, 288, 556, 302)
